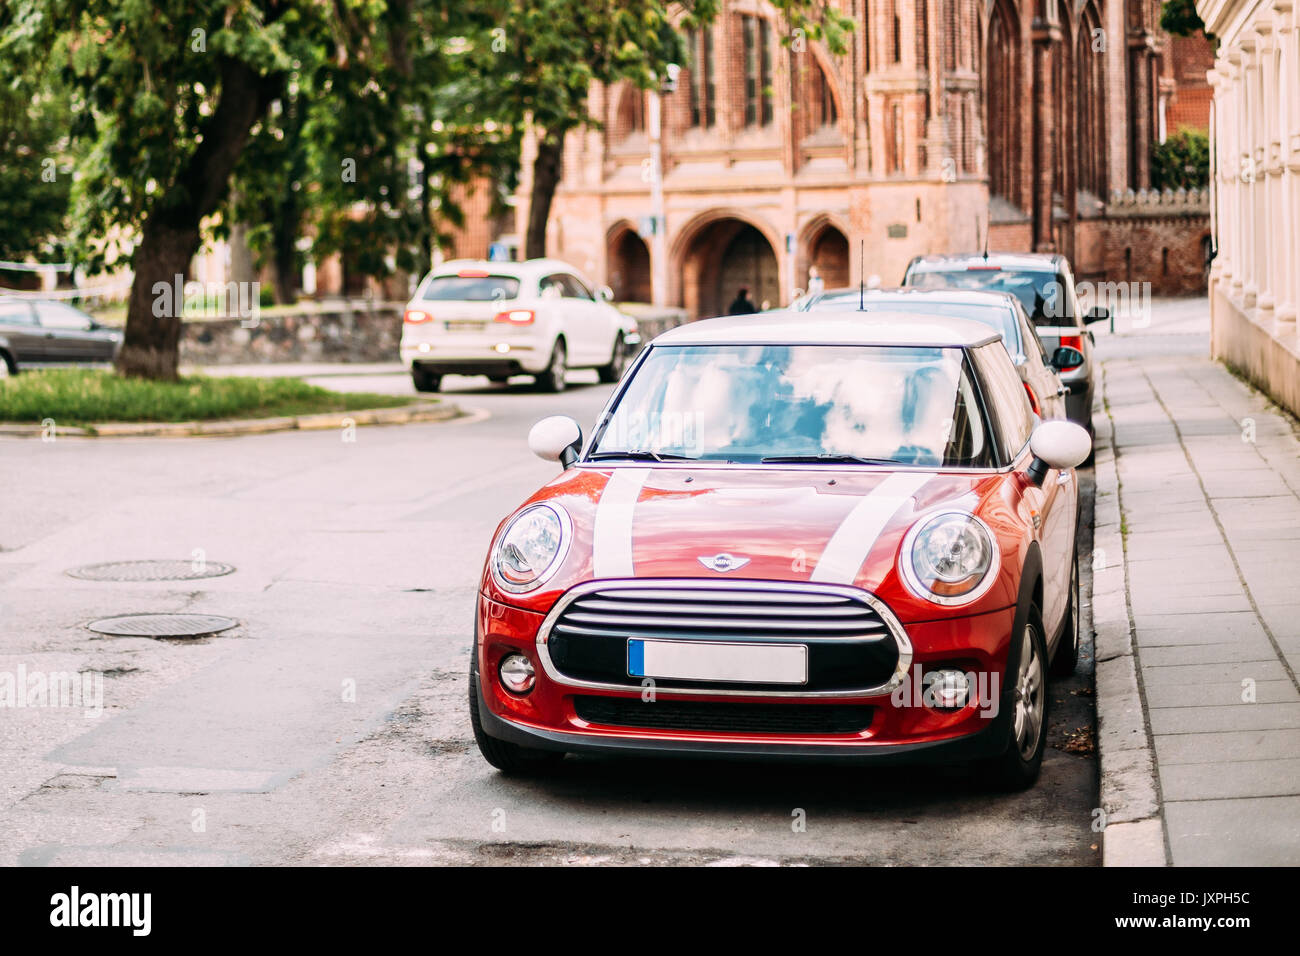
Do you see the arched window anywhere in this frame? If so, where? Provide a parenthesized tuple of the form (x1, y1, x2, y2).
(985, 0, 1020, 205)
(1076, 2, 1107, 197)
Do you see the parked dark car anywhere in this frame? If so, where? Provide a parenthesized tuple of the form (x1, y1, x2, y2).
(0, 298, 122, 376)
(901, 253, 1108, 438)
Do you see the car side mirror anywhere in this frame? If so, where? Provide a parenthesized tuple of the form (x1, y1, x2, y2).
(1026, 420, 1092, 485)
(528, 415, 583, 468)
(1050, 346, 1085, 371)
(1085, 306, 1110, 325)
(598, 285, 614, 302)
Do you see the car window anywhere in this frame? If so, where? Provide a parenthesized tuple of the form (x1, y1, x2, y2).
(1021, 308, 1051, 366)
(972, 343, 1035, 459)
(538, 274, 565, 299)
(0, 301, 36, 326)
(591, 344, 994, 468)
(35, 302, 94, 330)
(562, 275, 594, 300)
(420, 274, 520, 302)
(905, 267, 1078, 326)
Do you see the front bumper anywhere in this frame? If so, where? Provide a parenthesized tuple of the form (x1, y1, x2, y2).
(474, 590, 1017, 765)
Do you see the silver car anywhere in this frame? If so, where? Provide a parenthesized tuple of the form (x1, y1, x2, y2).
(799, 287, 1076, 423)
(0, 298, 122, 376)
(901, 253, 1108, 440)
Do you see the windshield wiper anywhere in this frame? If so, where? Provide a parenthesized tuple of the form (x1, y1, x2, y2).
(760, 454, 902, 465)
(586, 450, 697, 462)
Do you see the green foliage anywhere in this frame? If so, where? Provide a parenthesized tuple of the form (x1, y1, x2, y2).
(1152, 128, 1210, 190)
(0, 368, 411, 424)
(0, 46, 76, 262)
(1161, 0, 1210, 39)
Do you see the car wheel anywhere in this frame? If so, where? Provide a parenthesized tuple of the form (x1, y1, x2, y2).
(487, 375, 511, 385)
(1050, 555, 1081, 677)
(468, 658, 564, 774)
(978, 606, 1049, 791)
(412, 366, 441, 393)
(596, 336, 627, 383)
(535, 340, 567, 393)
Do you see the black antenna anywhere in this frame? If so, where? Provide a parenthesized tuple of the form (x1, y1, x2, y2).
(858, 239, 866, 311)
(981, 217, 989, 261)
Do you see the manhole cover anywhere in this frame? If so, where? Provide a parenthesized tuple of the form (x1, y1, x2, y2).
(67, 560, 235, 582)
(86, 614, 239, 638)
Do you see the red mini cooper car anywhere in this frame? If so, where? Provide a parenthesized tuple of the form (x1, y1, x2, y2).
(469, 311, 1091, 789)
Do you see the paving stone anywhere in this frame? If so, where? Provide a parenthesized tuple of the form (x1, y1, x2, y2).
(1148, 702, 1300, 735)
(1164, 797, 1300, 865)
(1154, 728, 1300, 764)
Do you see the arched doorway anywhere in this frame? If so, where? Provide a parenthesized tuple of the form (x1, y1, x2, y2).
(607, 226, 651, 303)
(806, 224, 850, 292)
(679, 217, 780, 318)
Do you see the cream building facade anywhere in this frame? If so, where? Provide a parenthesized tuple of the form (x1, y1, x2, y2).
(1201, 0, 1300, 413)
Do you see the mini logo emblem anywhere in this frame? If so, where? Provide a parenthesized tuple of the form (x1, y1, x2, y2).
(698, 553, 750, 573)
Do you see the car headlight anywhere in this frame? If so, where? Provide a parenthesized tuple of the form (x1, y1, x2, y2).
(492, 504, 571, 593)
(901, 511, 999, 606)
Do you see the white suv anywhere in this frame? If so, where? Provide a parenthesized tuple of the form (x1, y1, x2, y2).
(400, 259, 640, 393)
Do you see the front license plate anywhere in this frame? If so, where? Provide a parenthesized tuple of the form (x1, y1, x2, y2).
(444, 320, 484, 332)
(627, 639, 808, 685)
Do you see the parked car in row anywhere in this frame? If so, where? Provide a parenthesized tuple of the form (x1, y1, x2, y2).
(796, 287, 1079, 423)
(400, 259, 641, 393)
(0, 297, 122, 376)
(901, 253, 1108, 438)
(469, 309, 1091, 790)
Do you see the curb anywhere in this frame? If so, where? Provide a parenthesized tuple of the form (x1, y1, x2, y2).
(1093, 362, 1169, 866)
(0, 400, 463, 438)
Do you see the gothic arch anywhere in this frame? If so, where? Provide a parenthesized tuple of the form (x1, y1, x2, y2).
(985, 0, 1023, 209)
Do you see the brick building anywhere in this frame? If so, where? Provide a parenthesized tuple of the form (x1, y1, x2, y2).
(519, 0, 1215, 317)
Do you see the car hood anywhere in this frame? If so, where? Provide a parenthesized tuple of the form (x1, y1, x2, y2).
(486, 464, 1015, 615)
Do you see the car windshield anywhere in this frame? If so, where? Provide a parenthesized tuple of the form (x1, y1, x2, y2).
(421, 274, 520, 302)
(809, 296, 1022, 361)
(590, 344, 993, 467)
(907, 268, 1074, 326)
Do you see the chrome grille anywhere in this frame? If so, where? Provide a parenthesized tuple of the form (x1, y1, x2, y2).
(552, 585, 891, 642)
(539, 580, 910, 698)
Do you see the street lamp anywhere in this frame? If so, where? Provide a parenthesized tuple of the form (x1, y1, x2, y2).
(647, 65, 679, 307)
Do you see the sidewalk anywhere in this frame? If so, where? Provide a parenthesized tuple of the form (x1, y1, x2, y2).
(1096, 299, 1300, 865)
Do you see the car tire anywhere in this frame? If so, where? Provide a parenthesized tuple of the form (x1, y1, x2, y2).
(412, 366, 442, 393)
(978, 604, 1049, 791)
(1050, 555, 1081, 677)
(535, 340, 567, 393)
(468, 658, 564, 774)
(596, 336, 628, 384)
(487, 375, 511, 386)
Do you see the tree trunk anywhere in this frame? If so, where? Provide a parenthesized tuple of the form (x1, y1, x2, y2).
(271, 192, 300, 305)
(116, 57, 280, 380)
(525, 129, 566, 260)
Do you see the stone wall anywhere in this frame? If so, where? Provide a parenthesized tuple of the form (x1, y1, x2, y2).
(180, 303, 403, 365)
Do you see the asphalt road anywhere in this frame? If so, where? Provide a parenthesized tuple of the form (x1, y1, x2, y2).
(0, 368, 1099, 866)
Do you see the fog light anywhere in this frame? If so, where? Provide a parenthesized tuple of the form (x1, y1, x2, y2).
(923, 669, 970, 709)
(494, 343, 510, 353)
(417, 343, 431, 352)
(499, 654, 536, 693)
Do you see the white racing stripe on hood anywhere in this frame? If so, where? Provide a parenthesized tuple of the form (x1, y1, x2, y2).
(592, 468, 652, 578)
(810, 472, 935, 585)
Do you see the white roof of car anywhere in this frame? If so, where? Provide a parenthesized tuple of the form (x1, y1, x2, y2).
(653, 309, 1003, 349)
(431, 258, 577, 277)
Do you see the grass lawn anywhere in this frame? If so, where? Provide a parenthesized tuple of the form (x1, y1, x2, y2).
(0, 369, 417, 425)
